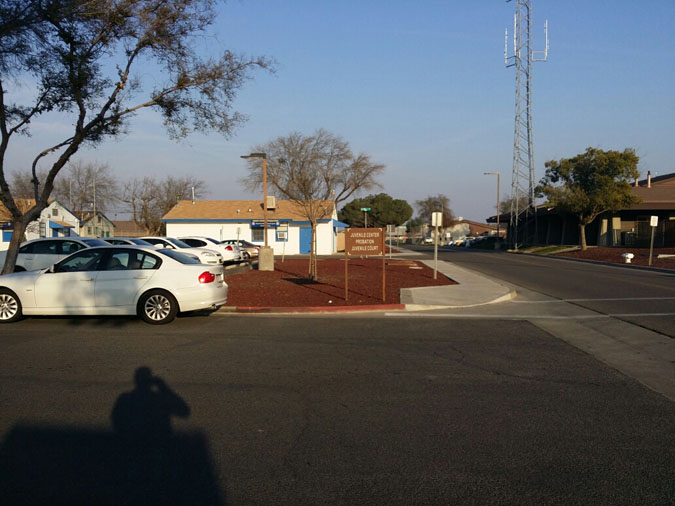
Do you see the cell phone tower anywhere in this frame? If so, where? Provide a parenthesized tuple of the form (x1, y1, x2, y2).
(505, 0, 548, 248)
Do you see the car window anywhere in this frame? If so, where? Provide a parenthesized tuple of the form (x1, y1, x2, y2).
(103, 249, 161, 270)
(19, 243, 34, 254)
(61, 241, 85, 255)
(55, 249, 105, 272)
(182, 238, 206, 247)
(29, 240, 60, 254)
(165, 238, 191, 248)
(143, 238, 168, 247)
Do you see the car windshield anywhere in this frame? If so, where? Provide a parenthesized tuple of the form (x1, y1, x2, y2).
(204, 237, 220, 245)
(158, 249, 201, 264)
(80, 238, 109, 247)
(164, 237, 192, 248)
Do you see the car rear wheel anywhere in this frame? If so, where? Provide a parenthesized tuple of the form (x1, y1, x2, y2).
(0, 288, 22, 323)
(138, 289, 178, 324)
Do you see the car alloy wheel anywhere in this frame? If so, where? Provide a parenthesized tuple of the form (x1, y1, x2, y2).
(0, 289, 22, 323)
(138, 290, 178, 324)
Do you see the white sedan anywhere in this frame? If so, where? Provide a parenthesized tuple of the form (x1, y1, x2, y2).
(0, 246, 228, 324)
(178, 236, 244, 262)
(139, 237, 224, 265)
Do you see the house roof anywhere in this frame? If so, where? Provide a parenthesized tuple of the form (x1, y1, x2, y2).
(163, 200, 336, 222)
(76, 210, 115, 226)
(111, 220, 147, 237)
(0, 198, 37, 220)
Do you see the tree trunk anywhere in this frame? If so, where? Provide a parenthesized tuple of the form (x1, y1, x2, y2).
(308, 221, 318, 280)
(579, 223, 587, 251)
(1, 219, 28, 275)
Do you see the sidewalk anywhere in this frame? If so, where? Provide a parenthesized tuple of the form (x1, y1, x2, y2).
(219, 248, 514, 314)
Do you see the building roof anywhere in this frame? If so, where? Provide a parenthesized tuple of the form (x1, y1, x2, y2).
(0, 198, 37, 220)
(111, 220, 147, 237)
(163, 200, 336, 222)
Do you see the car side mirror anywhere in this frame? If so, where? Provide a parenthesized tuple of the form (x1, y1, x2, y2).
(48, 265, 56, 273)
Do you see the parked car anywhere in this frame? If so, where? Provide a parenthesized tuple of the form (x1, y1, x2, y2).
(0, 245, 227, 324)
(104, 237, 156, 247)
(139, 237, 224, 265)
(0, 237, 110, 272)
(221, 239, 260, 258)
(178, 236, 244, 263)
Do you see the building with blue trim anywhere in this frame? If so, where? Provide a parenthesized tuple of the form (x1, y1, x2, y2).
(163, 200, 347, 255)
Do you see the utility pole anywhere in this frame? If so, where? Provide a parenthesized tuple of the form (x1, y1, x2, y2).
(505, 0, 548, 249)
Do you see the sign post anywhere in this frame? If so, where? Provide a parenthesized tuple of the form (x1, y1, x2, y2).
(345, 228, 386, 302)
(360, 207, 371, 228)
(649, 216, 658, 266)
(431, 212, 442, 280)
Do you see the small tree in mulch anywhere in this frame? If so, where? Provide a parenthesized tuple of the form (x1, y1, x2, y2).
(241, 129, 384, 280)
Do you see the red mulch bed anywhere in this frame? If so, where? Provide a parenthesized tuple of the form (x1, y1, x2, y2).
(553, 247, 675, 269)
(224, 258, 455, 307)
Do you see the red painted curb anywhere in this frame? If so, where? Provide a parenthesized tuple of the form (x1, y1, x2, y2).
(232, 304, 406, 314)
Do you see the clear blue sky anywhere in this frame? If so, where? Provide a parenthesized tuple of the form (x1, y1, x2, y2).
(7, 0, 675, 222)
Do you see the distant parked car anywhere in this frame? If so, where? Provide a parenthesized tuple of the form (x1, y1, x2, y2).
(105, 237, 156, 247)
(178, 236, 243, 263)
(0, 245, 227, 324)
(139, 237, 224, 265)
(0, 237, 110, 272)
(220, 239, 259, 259)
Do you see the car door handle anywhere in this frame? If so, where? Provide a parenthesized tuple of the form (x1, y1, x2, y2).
(81, 278, 95, 282)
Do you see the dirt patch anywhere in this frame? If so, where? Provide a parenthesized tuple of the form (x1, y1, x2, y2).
(224, 258, 455, 307)
(553, 246, 675, 270)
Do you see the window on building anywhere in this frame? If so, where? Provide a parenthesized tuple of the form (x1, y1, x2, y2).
(39, 222, 46, 238)
(276, 223, 288, 242)
(87, 227, 93, 235)
(251, 228, 264, 242)
(52, 208, 58, 216)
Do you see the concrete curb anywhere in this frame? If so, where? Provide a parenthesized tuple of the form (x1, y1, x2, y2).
(218, 304, 406, 314)
(511, 251, 675, 275)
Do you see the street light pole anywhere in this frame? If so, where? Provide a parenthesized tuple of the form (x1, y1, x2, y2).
(242, 152, 273, 270)
(484, 171, 501, 239)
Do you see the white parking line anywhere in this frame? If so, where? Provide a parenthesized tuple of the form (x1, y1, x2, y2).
(511, 297, 675, 303)
(384, 312, 675, 319)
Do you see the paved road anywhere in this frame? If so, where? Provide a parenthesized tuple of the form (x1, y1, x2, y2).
(2, 315, 674, 505)
(417, 245, 675, 338)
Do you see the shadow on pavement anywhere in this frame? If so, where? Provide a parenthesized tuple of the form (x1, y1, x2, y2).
(0, 367, 225, 506)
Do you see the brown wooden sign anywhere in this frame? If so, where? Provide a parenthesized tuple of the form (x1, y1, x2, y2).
(344, 228, 386, 302)
(345, 228, 384, 255)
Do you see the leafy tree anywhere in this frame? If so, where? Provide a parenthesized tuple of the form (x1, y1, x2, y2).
(0, 0, 271, 274)
(338, 193, 412, 228)
(121, 175, 206, 235)
(538, 147, 640, 250)
(241, 129, 384, 279)
(415, 194, 454, 227)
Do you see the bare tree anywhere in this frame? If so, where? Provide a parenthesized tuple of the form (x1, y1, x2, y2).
(241, 129, 384, 279)
(415, 195, 455, 227)
(50, 161, 118, 214)
(0, 0, 272, 274)
(121, 175, 206, 235)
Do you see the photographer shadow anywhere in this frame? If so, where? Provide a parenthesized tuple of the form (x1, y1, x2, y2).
(0, 367, 224, 506)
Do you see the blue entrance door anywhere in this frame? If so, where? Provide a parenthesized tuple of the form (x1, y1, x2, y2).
(299, 227, 312, 254)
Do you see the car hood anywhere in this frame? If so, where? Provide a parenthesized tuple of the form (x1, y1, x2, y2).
(0, 269, 44, 282)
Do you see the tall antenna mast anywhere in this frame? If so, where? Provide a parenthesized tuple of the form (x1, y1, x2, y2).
(505, 0, 548, 248)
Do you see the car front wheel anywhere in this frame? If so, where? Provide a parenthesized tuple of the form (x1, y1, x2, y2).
(138, 289, 178, 324)
(0, 288, 23, 323)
